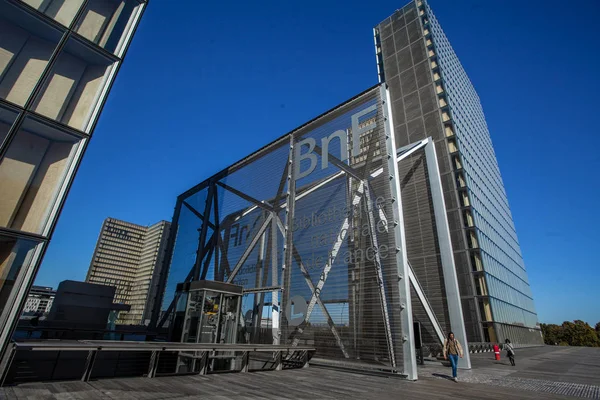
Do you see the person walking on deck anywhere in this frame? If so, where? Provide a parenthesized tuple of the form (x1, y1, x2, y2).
(443, 331, 464, 382)
(505, 339, 516, 366)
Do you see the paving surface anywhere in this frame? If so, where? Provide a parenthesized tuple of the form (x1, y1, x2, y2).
(1, 346, 599, 399)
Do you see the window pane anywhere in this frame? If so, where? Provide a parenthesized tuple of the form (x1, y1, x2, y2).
(0, 234, 39, 319)
(0, 117, 83, 234)
(0, 105, 19, 147)
(31, 37, 116, 131)
(0, 1, 63, 106)
(74, 0, 143, 55)
(20, 0, 85, 28)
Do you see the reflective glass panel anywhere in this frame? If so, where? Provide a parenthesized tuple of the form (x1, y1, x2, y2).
(0, 117, 83, 234)
(32, 37, 116, 132)
(0, 105, 19, 147)
(74, 0, 143, 56)
(0, 234, 40, 319)
(20, 0, 85, 28)
(0, 1, 63, 106)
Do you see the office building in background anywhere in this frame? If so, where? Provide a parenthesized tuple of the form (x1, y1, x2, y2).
(374, 0, 541, 346)
(22, 285, 55, 315)
(0, 0, 147, 368)
(86, 218, 171, 325)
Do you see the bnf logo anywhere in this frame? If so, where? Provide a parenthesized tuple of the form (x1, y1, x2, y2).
(294, 104, 377, 180)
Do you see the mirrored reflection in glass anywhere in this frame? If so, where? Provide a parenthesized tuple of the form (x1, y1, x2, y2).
(20, 0, 85, 28)
(0, 117, 83, 234)
(0, 105, 19, 147)
(31, 37, 116, 132)
(0, 234, 40, 319)
(0, 1, 63, 106)
(74, 0, 143, 55)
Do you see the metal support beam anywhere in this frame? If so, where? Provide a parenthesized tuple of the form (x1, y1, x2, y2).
(424, 139, 471, 369)
(194, 183, 215, 281)
(281, 135, 296, 342)
(381, 84, 418, 380)
(226, 214, 273, 283)
(408, 262, 446, 344)
(364, 182, 395, 367)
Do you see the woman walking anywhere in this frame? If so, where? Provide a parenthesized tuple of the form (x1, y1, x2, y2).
(505, 339, 515, 366)
(443, 331, 463, 381)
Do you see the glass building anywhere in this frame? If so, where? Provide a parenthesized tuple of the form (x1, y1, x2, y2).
(0, 0, 147, 372)
(374, 0, 542, 346)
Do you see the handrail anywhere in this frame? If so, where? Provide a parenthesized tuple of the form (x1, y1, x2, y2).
(12, 340, 315, 352)
(2, 340, 315, 386)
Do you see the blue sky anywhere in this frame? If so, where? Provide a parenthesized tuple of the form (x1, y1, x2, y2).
(35, 0, 600, 326)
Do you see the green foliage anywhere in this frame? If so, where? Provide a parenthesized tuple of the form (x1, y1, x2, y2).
(541, 321, 600, 347)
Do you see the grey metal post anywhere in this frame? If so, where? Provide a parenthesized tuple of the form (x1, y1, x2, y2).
(424, 139, 471, 369)
(281, 135, 297, 344)
(241, 351, 250, 373)
(147, 351, 159, 378)
(199, 351, 209, 375)
(380, 85, 418, 380)
(274, 351, 283, 371)
(81, 350, 98, 382)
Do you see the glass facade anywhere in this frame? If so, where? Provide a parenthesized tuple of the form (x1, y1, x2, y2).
(156, 86, 418, 377)
(0, 0, 147, 372)
(375, 0, 542, 345)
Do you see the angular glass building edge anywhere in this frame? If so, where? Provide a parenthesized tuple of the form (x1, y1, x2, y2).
(0, 0, 148, 373)
(151, 84, 478, 379)
(374, 0, 542, 347)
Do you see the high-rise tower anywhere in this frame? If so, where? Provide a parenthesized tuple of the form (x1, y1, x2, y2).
(375, 0, 542, 345)
(86, 218, 170, 325)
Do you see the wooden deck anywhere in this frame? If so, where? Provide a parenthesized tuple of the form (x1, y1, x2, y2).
(1, 346, 598, 399)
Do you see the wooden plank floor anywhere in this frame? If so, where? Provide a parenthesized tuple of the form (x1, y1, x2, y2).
(1, 346, 598, 399)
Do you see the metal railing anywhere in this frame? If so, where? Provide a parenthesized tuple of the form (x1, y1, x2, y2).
(1, 340, 315, 386)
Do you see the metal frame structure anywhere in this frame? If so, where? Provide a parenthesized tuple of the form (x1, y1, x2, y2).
(152, 85, 476, 380)
(0, 0, 148, 378)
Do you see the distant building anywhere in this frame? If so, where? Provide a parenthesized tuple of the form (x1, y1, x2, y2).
(86, 218, 171, 325)
(44, 280, 130, 339)
(22, 286, 55, 315)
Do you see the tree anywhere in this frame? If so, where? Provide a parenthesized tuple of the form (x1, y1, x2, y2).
(541, 323, 562, 345)
(561, 320, 600, 347)
(595, 322, 600, 335)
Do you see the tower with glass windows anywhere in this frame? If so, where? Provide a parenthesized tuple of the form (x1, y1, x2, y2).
(0, 0, 148, 369)
(374, 0, 542, 347)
